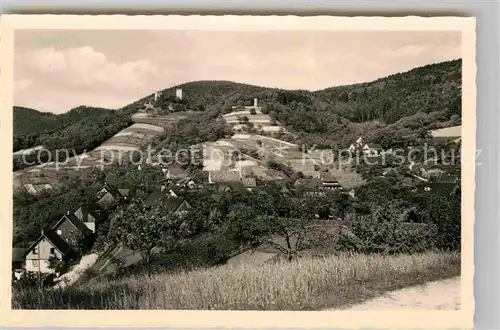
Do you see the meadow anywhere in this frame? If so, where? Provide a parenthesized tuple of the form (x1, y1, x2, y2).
(13, 251, 460, 310)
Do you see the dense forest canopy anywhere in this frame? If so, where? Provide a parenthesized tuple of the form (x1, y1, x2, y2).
(313, 59, 462, 123)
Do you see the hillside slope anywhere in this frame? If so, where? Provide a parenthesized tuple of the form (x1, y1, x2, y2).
(124, 59, 462, 149)
(14, 105, 115, 137)
(13, 106, 62, 136)
(314, 59, 461, 124)
(13, 106, 118, 152)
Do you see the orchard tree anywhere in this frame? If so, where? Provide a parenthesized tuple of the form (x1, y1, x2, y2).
(108, 198, 184, 276)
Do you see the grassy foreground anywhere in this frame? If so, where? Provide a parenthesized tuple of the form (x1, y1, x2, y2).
(13, 251, 460, 310)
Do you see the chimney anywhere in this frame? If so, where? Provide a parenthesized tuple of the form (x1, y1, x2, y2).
(254, 98, 258, 108)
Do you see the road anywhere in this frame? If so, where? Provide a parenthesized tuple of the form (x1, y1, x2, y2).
(331, 277, 460, 310)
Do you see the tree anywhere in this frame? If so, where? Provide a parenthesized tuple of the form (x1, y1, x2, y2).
(108, 199, 185, 276)
(67, 232, 92, 256)
(262, 196, 330, 261)
(228, 189, 332, 261)
(249, 108, 257, 115)
(417, 127, 432, 141)
(47, 255, 70, 276)
(237, 115, 250, 125)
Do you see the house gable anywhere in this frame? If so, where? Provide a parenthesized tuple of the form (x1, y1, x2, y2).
(52, 213, 93, 245)
(25, 230, 73, 261)
(73, 206, 100, 224)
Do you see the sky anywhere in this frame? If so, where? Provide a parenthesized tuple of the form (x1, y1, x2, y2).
(14, 30, 461, 114)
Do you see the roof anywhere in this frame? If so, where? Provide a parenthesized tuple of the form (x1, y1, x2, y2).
(209, 170, 242, 183)
(437, 174, 459, 183)
(73, 205, 102, 224)
(294, 179, 323, 190)
(174, 177, 195, 187)
(144, 189, 166, 206)
(144, 191, 190, 213)
(226, 181, 251, 194)
(168, 167, 188, 176)
(96, 184, 118, 199)
(44, 230, 74, 255)
(118, 189, 130, 197)
(320, 172, 337, 182)
(169, 185, 187, 195)
(25, 230, 74, 257)
(370, 143, 383, 149)
(12, 248, 27, 262)
(164, 197, 189, 213)
(52, 213, 93, 237)
(242, 177, 257, 187)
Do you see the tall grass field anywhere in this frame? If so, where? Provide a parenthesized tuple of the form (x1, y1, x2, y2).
(13, 251, 460, 310)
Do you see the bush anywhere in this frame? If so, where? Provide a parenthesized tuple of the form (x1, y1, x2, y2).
(338, 206, 439, 254)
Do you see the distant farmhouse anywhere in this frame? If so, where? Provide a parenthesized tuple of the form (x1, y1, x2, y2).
(347, 137, 385, 156)
(96, 184, 130, 209)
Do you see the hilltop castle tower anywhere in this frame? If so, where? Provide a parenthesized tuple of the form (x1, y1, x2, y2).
(253, 98, 258, 108)
(154, 91, 161, 102)
(176, 88, 183, 100)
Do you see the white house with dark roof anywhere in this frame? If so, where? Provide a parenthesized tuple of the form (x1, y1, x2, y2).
(24, 230, 75, 274)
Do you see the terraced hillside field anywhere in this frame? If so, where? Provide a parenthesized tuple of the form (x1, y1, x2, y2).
(222, 109, 285, 135)
(202, 133, 365, 187)
(12, 113, 180, 195)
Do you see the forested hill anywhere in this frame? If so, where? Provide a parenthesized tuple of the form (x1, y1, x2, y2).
(14, 59, 462, 152)
(14, 105, 115, 138)
(13, 105, 127, 154)
(313, 59, 462, 124)
(14, 106, 62, 136)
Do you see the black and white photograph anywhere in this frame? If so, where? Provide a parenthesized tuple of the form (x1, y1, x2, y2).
(2, 15, 475, 325)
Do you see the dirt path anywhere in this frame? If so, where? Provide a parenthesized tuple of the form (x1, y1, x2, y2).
(333, 277, 460, 310)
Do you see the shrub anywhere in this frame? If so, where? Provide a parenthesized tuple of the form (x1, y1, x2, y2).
(338, 206, 439, 254)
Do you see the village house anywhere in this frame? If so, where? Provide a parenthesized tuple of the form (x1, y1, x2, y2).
(294, 178, 325, 196)
(215, 181, 251, 195)
(144, 190, 193, 217)
(96, 184, 130, 209)
(162, 184, 187, 197)
(347, 137, 384, 156)
(24, 230, 75, 274)
(51, 212, 93, 248)
(241, 177, 257, 191)
(73, 205, 102, 233)
(164, 166, 189, 180)
(319, 172, 343, 191)
(174, 177, 198, 188)
(208, 170, 242, 184)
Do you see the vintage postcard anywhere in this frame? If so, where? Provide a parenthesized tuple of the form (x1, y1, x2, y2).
(0, 15, 475, 328)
